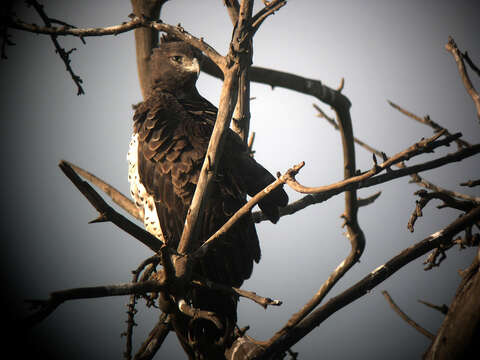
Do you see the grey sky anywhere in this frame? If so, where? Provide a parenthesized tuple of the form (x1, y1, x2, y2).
(1, 1, 479, 359)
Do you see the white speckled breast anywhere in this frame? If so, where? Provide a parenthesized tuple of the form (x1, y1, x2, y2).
(127, 133, 164, 241)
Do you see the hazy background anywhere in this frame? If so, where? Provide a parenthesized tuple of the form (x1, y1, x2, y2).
(1, 0, 479, 359)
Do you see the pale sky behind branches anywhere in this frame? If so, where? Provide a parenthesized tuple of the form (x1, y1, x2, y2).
(1, 1, 479, 359)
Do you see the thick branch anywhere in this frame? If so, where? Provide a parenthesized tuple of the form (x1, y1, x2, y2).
(424, 247, 480, 359)
(134, 313, 171, 360)
(191, 162, 303, 260)
(176, 68, 239, 257)
(177, 0, 258, 256)
(130, 0, 167, 99)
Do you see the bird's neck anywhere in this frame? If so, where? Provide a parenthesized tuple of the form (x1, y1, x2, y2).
(150, 84, 200, 100)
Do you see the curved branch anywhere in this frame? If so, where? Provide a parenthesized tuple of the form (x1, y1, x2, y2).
(382, 290, 435, 339)
(252, 142, 480, 223)
(285, 131, 458, 194)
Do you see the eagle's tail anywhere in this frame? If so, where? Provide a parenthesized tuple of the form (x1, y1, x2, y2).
(233, 154, 289, 223)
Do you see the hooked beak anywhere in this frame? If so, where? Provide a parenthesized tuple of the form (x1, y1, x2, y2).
(184, 58, 200, 77)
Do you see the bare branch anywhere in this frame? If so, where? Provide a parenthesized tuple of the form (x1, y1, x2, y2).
(314, 103, 383, 155)
(257, 206, 480, 358)
(130, 0, 167, 99)
(387, 100, 471, 148)
(319, 102, 479, 205)
(265, 72, 366, 348)
(178, 299, 223, 331)
(192, 278, 282, 309)
(177, 0, 260, 257)
(411, 173, 480, 204)
(223, 0, 240, 24)
(445, 36, 480, 123)
(408, 189, 477, 232)
(65, 160, 142, 221)
(252, 142, 480, 223)
(59, 160, 163, 252)
(285, 131, 460, 195)
(25, 0, 85, 94)
(381, 290, 435, 339)
(9, 14, 227, 69)
(463, 51, 480, 78)
(461, 179, 480, 188)
(418, 299, 449, 315)
(123, 255, 162, 360)
(25, 279, 166, 328)
(1, 0, 15, 59)
(133, 313, 171, 360)
(357, 191, 382, 208)
(191, 162, 303, 260)
(9, 14, 144, 36)
(251, 0, 287, 34)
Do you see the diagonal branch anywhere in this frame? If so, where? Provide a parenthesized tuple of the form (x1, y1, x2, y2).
(253, 142, 480, 223)
(381, 290, 435, 339)
(387, 100, 471, 148)
(257, 205, 480, 358)
(251, 0, 287, 34)
(445, 36, 480, 123)
(133, 313, 171, 360)
(285, 131, 460, 194)
(462, 51, 480, 78)
(317, 103, 480, 204)
(59, 160, 163, 252)
(193, 278, 282, 309)
(65, 160, 142, 221)
(177, 0, 262, 259)
(191, 162, 303, 260)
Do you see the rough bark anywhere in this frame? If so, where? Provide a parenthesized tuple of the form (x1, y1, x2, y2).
(423, 248, 480, 360)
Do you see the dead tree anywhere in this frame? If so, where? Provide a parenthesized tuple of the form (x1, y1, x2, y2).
(4, 1, 480, 359)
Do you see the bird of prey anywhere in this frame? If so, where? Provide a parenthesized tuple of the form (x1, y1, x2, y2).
(127, 36, 288, 359)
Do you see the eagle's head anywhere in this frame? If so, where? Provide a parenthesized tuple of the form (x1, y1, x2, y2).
(150, 36, 202, 95)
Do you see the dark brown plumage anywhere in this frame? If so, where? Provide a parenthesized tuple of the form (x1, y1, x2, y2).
(128, 38, 288, 359)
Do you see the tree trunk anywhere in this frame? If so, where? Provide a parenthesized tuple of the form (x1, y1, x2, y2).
(424, 247, 480, 360)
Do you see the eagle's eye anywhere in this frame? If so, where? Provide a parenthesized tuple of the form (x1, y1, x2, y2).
(171, 55, 183, 63)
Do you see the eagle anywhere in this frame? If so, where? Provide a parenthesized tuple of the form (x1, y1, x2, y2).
(127, 37, 288, 359)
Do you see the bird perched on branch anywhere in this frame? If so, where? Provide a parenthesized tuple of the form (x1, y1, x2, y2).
(127, 35, 288, 359)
